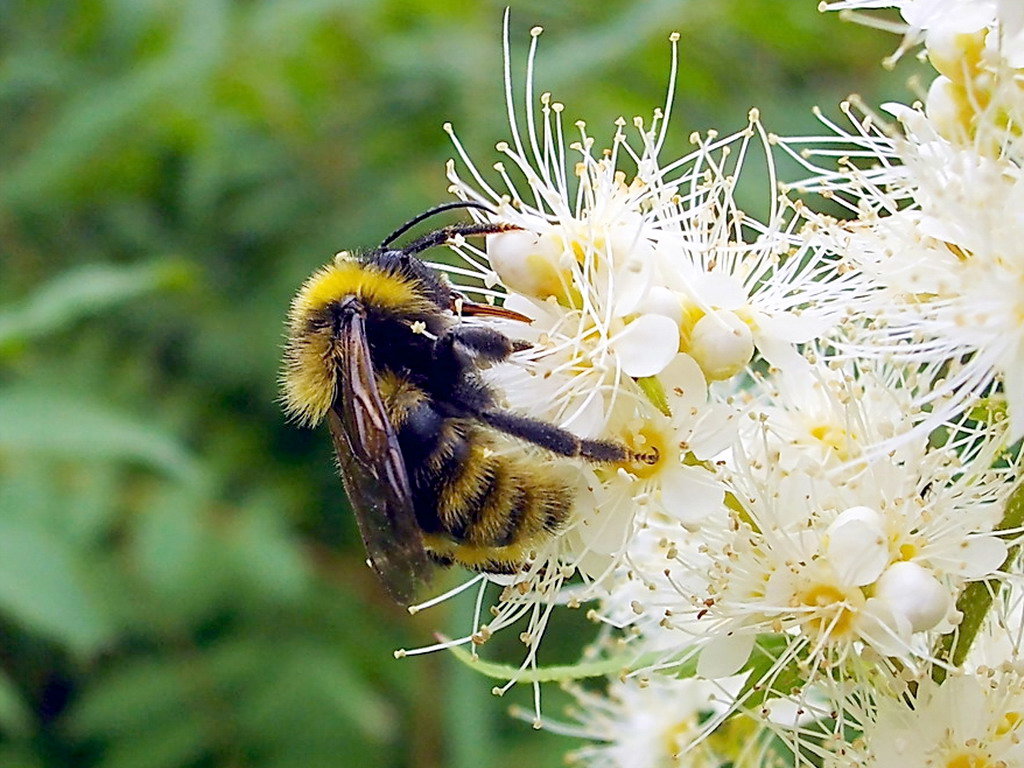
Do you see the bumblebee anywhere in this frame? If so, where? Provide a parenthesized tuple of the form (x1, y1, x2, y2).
(281, 202, 627, 604)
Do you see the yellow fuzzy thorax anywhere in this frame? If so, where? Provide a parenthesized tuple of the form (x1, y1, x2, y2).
(293, 257, 432, 317)
(280, 256, 436, 426)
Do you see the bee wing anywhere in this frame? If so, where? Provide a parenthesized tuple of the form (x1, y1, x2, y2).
(328, 310, 431, 604)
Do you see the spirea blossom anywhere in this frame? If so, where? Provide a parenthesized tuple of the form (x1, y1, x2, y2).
(826, 669, 1024, 768)
(532, 676, 765, 768)
(390, 7, 1024, 767)
(777, 37, 1024, 438)
(820, 0, 1024, 67)
(436, 25, 865, 581)
(403, 23, 871, 693)
(692, 388, 1013, 677)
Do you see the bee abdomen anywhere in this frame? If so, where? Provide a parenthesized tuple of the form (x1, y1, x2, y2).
(435, 432, 574, 554)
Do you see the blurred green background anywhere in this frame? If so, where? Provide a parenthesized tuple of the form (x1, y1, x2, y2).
(0, 2, 909, 767)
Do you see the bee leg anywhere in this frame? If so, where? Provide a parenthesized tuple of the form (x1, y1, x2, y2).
(477, 408, 627, 463)
(436, 324, 526, 363)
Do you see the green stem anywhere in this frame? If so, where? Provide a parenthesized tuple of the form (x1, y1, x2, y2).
(932, 480, 1024, 684)
(445, 640, 661, 684)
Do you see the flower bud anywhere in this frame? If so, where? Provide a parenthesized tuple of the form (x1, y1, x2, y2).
(875, 561, 948, 633)
(486, 230, 577, 305)
(687, 310, 754, 381)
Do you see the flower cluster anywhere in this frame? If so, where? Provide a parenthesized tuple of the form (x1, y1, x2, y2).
(401, 6, 1024, 766)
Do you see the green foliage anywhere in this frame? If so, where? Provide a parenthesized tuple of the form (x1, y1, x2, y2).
(0, 2, 901, 766)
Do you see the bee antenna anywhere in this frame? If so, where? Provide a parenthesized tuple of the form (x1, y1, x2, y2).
(379, 201, 497, 248)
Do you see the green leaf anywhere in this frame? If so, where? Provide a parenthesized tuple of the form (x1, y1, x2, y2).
(0, 1, 227, 208)
(224, 506, 309, 601)
(0, 261, 193, 349)
(247, 643, 394, 741)
(0, 388, 202, 484)
(132, 488, 207, 598)
(68, 660, 189, 737)
(0, 514, 111, 654)
(0, 745, 43, 768)
(97, 714, 208, 768)
(0, 667, 32, 737)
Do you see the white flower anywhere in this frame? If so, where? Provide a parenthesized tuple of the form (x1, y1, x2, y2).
(681, 360, 1015, 679)
(394, 13, 1024, 766)
(819, 0, 1024, 65)
(440, 29, 864, 410)
(428, 26, 871, 620)
(432, 24, 793, 586)
(397, 18, 745, 693)
(779, 97, 1024, 439)
(539, 676, 762, 768)
(826, 670, 1024, 768)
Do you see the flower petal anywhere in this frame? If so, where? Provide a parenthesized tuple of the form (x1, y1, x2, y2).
(826, 506, 890, 587)
(697, 632, 756, 679)
(660, 465, 724, 529)
(660, 353, 708, 413)
(612, 314, 680, 377)
(952, 535, 1008, 579)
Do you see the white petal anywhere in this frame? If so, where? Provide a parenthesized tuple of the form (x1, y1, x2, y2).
(687, 272, 746, 309)
(660, 353, 708, 413)
(908, 1, 993, 32)
(485, 230, 567, 300)
(501, 292, 546, 321)
(558, 391, 609, 438)
(660, 465, 725, 528)
(561, 529, 617, 584)
(688, 402, 739, 460)
(612, 314, 680, 377)
(826, 507, 890, 587)
(925, 76, 962, 138)
(575, 499, 635, 556)
(698, 633, 756, 679)
(754, 309, 828, 345)
(635, 285, 683, 324)
(753, 330, 810, 376)
(1003, 337, 1024, 441)
(610, 236, 654, 316)
(954, 536, 1008, 579)
(1001, 0, 1024, 39)
(575, 547, 617, 583)
(874, 562, 949, 633)
(856, 597, 913, 657)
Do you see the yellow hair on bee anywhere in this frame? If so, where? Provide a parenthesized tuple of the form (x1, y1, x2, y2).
(436, 443, 498, 529)
(280, 257, 437, 425)
(298, 258, 429, 315)
(421, 534, 530, 571)
(281, 326, 338, 426)
(375, 371, 429, 426)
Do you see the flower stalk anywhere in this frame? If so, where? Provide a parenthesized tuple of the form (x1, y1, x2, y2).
(932, 478, 1024, 683)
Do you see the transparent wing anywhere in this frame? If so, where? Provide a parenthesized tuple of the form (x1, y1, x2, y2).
(328, 309, 431, 604)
